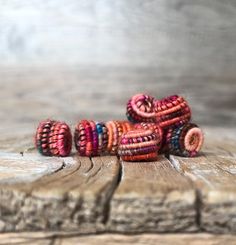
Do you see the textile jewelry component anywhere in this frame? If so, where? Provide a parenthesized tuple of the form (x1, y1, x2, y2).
(74, 120, 100, 157)
(74, 120, 133, 157)
(126, 94, 157, 123)
(96, 122, 108, 155)
(106, 120, 133, 155)
(165, 123, 204, 157)
(155, 95, 191, 129)
(35, 119, 72, 157)
(118, 129, 159, 162)
(134, 122, 163, 152)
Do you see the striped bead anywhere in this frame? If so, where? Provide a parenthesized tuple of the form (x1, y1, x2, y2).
(155, 95, 191, 129)
(165, 123, 204, 157)
(126, 94, 157, 123)
(106, 120, 133, 155)
(74, 120, 133, 156)
(119, 129, 159, 162)
(35, 119, 72, 157)
(134, 122, 163, 152)
(74, 120, 100, 157)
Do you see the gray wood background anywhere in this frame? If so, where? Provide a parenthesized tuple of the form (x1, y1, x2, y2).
(0, 0, 235, 128)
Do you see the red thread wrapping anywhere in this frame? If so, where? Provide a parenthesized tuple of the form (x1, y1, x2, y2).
(126, 94, 157, 123)
(35, 119, 72, 157)
(119, 129, 159, 162)
(74, 120, 133, 156)
(155, 95, 191, 129)
(165, 123, 204, 157)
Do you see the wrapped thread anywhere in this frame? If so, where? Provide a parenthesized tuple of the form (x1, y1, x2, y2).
(155, 95, 191, 129)
(119, 129, 159, 162)
(35, 94, 203, 160)
(165, 123, 204, 157)
(74, 120, 133, 157)
(134, 122, 163, 152)
(74, 120, 99, 157)
(35, 119, 72, 157)
(126, 94, 157, 123)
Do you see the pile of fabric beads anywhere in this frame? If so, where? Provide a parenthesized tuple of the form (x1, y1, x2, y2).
(35, 93, 204, 161)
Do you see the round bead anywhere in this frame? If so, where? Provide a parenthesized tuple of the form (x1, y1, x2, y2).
(118, 129, 159, 162)
(74, 120, 100, 157)
(74, 120, 133, 156)
(155, 95, 191, 129)
(126, 94, 157, 123)
(165, 123, 204, 157)
(106, 120, 130, 154)
(134, 122, 163, 151)
(35, 119, 72, 157)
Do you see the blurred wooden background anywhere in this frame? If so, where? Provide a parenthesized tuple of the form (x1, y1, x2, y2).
(0, 0, 236, 129)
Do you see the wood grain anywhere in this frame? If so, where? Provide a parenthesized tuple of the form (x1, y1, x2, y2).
(0, 152, 64, 184)
(0, 155, 120, 232)
(0, 232, 235, 245)
(203, 127, 236, 158)
(108, 156, 196, 232)
(170, 151, 236, 233)
(57, 233, 236, 245)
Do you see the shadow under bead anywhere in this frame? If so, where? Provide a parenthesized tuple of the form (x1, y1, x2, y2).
(165, 123, 204, 157)
(126, 94, 157, 123)
(155, 95, 191, 129)
(118, 129, 159, 162)
(35, 119, 72, 157)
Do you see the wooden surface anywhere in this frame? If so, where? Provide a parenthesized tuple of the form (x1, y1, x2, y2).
(109, 156, 196, 232)
(0, 128, 236, 234)
(0, 154, 120, 232)
(0, 75, 235, 234)
(169, 129, 236, 233)
(0, 152, 63, 184)
(0, 232, 235, 245)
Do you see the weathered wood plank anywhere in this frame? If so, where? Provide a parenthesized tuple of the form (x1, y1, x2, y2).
(170, 152, 236, 233)
(0, 232, 235, 245)
(0, 155, 120, 232)
(58, 233, 236, 245)
(0, 152, 64, 184)
(0, 125, 34, 153)
(203, 127, 236, 158)
(108, 156, 196, 232)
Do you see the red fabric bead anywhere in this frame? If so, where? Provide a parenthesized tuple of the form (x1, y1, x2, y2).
(165, 123, 204, 157)
(126, 94, 157, 123)
(134, 122, 163, 152)
(155, 95, 191, 129)
(35, 119, 72, 157)
(119, 129, 159, 162)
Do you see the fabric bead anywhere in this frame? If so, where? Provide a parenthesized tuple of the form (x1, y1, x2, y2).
(106, 120, 133, 155)
(165, 123, 204, 157)
(155, 95, 191, 129)
(35, 119, 72, 157)
(74, 120, 100, 157)
(96, 122, 108, 155)
(134, 122, 163, 152)
(118, 129, 159, 162)
(126, 94, 157, 123)
(74, 120, 133, 156)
